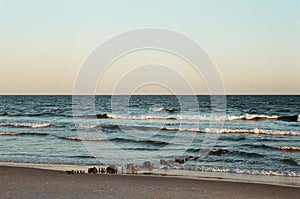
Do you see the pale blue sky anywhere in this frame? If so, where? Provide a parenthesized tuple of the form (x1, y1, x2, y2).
(0, 0, 299, 94)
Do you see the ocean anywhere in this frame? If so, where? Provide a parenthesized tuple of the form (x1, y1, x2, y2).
(0, 95, 299, 180)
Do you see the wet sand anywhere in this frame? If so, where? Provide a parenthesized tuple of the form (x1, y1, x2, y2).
(1, 166, 299, 199)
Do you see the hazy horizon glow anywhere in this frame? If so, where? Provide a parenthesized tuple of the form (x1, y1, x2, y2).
(1, 0, 299, 94)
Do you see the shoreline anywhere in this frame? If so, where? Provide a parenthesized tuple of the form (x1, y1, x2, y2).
(1, 161, 299, 187)
(1, 165, 300, 199)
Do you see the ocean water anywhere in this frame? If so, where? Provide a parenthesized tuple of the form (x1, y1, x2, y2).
(0, 95, 299, 179)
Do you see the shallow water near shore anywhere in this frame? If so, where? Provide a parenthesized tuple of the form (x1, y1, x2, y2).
(1, 161, 299, 188)
(0, 95, 299, 184)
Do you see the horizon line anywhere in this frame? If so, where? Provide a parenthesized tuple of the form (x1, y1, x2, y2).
(0, 93, 299, 96)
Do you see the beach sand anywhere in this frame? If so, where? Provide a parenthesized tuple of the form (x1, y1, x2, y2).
(1, 166, 299, 199)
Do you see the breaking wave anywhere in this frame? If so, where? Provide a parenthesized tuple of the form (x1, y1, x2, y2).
(205, 128, 300, 136)
(161, 127, 300, 136)
(229, 114, 299, 122)
(79, 113, 299, 123)
(0, 123, 52, 129)
(0, 132, 26, 136)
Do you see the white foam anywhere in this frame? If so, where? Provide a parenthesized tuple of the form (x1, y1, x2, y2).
(266, 145, 300, 151)
(0, 123, 52, 128)
(107, 114, 227, 121)
(0, 132, 22, 136)
(104, 113, 287, 122)
(281, 146, 300, 151)
(171, 166, 300, 177)
(205, 128, 300, 136)
(32, 123, 52, 128)
(228, 114, 278, 121)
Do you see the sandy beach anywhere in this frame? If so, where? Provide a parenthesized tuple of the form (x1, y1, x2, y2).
(1, 166, 299, 199)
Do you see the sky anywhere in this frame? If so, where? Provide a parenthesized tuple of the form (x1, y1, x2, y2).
(0, 0, 299, 94)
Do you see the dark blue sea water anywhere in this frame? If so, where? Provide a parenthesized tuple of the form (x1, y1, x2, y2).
(0, 95, 299, 178)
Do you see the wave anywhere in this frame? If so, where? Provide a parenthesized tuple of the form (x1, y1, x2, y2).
(106, 113, 299, 122)
(0, 123, 52, 129)
(282, 158, 299, 166)
(67, 155, 95, 159)
(32, 123, 52, 128)
(233, 151, 265, 158)
(233, 168, 300, 177)
(229, 114, 278, 121)
(153, 107, 175, 113)
(170, 166, 300, 177)
(161, 127, 201, 133)
(205, 128, 300, 136)
(0, 132, 25, 136)
(77, 124, 100, 130)
(0, 130, 168, 147)
(42, 108, 61, 113)
(60, 136, 169, 146)
(138, 116, 176, 120)
(263, 145, 300, 152)
(80, 113, 177, 120)
(187, 148, 265, 159)
(229, 114, 299, 122)
(278, 115, 300, 122)
(1, 112, 19, 116)
(122, 147, 157, 151)
(84, 124, 161, 132)
(117, 125, 162, 132)
(79, 113, 299, 123)
(1, 111, 72, 118)
(110, 114, 177, 120)
(80, 113, 113, 119)
(60, 136, 111, 141)
(208, 148, 229, 155)
(218, 136, 246, 141)
(26, 113, 71, 118)
(0, 132, 49, 137)
(161, 127, 300, 136)
(109, 137, 169, 146)
(190, 148, 264, 158)
(125, 138, 168, 146)
(281, 146, 300, 152)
